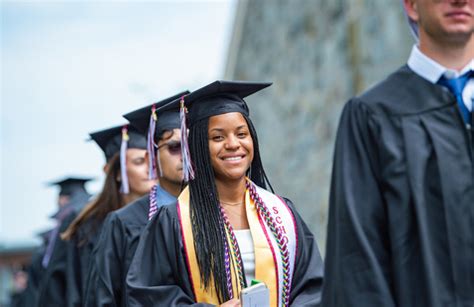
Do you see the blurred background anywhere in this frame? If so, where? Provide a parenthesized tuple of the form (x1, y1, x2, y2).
(1, 0, 414, 304)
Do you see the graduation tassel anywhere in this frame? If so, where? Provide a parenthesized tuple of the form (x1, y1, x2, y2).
(147, 105, 158, 180)
(119, 125, 130, 194)
(180, 96, 195, 182)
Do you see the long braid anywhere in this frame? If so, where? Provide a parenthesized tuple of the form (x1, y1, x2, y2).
(189, 119, 230, 303)
(188, 114, 274, 304)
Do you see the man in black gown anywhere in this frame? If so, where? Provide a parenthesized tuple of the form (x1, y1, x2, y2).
(323, 1, 473, 306)
(84, 91, 188, 307)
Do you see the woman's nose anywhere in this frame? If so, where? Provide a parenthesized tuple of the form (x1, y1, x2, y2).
(224, 135, 240, 149)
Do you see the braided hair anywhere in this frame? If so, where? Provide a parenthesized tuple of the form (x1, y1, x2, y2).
(188, 113, 272, 303)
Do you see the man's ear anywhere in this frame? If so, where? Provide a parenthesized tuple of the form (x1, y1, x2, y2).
(403, 0, 419, 23)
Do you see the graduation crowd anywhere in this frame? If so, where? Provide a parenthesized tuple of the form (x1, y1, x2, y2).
(8, 1, 474, 306)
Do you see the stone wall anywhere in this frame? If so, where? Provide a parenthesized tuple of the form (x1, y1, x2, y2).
(225, 0, 414, 254)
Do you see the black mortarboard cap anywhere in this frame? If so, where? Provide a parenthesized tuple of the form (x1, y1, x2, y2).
(161, 80, 272, 126)
(123, 91, 189, 181)
(123, 91, 189, 138)
(89, 124, 147, 162)
(48, 177, 92, 196)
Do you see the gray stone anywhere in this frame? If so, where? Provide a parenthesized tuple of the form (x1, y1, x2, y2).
(225, 0, 413, 255)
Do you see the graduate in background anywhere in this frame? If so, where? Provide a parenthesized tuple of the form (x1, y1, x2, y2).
(9, 268, 28, 307)
(322, 1, 474, 306)
(42, 177, 93, 270)
(13, 229, 53, 307)
(49, 178, 93, 219)
(126, 81, 324, 307)
(14, 177, 91, 307)
(33, 177, 92, 306)
(84, 91, 188, 307)
(37, 125, 154, 306)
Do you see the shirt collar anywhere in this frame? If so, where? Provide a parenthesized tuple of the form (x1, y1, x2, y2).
(461, 59, 474, 75)
(407, 45, 474, 83)
(155, 184, 177, 207)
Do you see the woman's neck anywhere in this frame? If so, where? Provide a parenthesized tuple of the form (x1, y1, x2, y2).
(215, 177, 249, 230)
(215, 177, 246, 204)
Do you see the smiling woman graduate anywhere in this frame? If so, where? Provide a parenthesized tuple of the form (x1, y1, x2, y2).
(126, 80, 324, 307)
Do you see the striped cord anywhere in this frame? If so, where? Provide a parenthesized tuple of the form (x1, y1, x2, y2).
(247, 182, 291, 307)
(147, 184, 158, 220)
(219, 218, 234, 299)
(219, 205, 247, 298)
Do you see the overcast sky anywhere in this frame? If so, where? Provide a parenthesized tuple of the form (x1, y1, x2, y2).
(1, 0, 236, 244)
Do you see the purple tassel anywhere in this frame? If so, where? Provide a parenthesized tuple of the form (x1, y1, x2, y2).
(179, 96, 195, 182)
(147, 105, 158, 180)
(120, 125, 130, 194)
(42, 226, 60, 268)
(42, 206, 73, 268)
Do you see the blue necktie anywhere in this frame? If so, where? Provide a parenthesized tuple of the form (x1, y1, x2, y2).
(438, 71, 472, 124)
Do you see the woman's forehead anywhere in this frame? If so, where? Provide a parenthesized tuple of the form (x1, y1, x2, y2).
(208, 112, 248, 128)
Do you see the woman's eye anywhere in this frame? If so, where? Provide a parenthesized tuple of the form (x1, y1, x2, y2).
(238, 132, 248, 138)
(212, 135, 224, 141)
(132, 158, 145, 165)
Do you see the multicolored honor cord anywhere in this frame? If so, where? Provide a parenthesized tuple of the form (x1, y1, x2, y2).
(219, 206, 248, 297)
(248, 181, 292, 306)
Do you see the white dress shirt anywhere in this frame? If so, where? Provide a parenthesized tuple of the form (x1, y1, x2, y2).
(407, 45, 474, 111)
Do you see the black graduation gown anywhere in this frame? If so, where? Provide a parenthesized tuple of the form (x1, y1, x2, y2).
(126, 198, 324, 307)
(84, 194, 150, 307)
(322, 66, 474, 307)
(36, 189, 91, 305)
(36, 214, 101, 307)
(10, 292, 24, 307)
(36, 212, 78, 306)
(66, 219, 103, 307)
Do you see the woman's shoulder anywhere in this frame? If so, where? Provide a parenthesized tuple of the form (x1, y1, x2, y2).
(279, 196, 295, 209)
